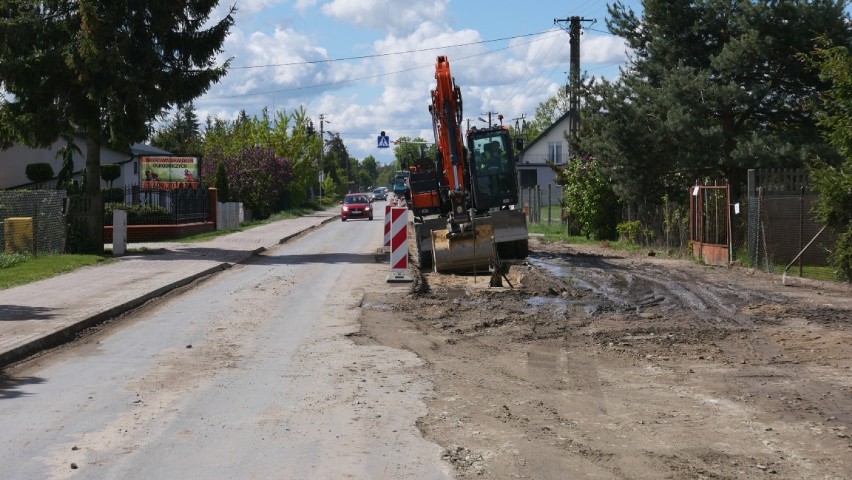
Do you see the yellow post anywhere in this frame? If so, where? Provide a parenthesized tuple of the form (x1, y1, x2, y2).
(4, 217, 34, 254)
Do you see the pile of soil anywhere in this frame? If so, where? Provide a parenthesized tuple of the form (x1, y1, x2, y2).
(354, 237, 852, 479)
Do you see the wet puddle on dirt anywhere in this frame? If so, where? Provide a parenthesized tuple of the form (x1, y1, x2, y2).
(524, 296, 568, 314)
(528, 256, 598, 291)
(527, 254, 754, 321)
(523, 295, 604, 317)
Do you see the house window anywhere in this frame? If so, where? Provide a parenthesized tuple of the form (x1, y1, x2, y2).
(548, 142, 563, 164)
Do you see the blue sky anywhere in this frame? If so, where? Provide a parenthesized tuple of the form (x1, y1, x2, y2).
(197, 0, 637, 164)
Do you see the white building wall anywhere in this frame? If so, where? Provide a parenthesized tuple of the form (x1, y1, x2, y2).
(520, 123, 569, 166)
(0, 136, 135, 189)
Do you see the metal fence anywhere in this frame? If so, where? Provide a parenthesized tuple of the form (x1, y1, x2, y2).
(521, 185, 692, 253)
(520, 185, 563, 224)
(749, 187, 837, 281)
(104, 185, 210, 225)
(624, 201, 691, 253)
(0, 190, 67, 255)
(513, 168, 843, 282)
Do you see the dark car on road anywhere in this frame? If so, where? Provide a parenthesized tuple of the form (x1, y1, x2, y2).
(372, 187, 388, 201)
(340, 193, 373, 221)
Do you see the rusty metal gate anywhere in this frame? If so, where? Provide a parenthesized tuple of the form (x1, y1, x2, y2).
(689, 182, 732, 266)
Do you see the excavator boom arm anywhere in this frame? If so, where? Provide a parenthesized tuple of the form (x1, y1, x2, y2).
(430, 56, 465, 193)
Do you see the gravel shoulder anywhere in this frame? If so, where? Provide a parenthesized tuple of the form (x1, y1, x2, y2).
(353, 237, 852, 479)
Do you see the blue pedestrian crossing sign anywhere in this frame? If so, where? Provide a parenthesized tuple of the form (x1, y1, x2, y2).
(377, 131, 390, 149)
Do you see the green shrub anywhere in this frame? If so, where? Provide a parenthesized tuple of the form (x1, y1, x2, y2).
(25, 163, 54, 183)
(214, 162, 229, 202)
(616, 221, 641, 243)
(557, 156, 621, 240)
(0, 252, 30, 269)
(104, 202, 170, 225)
(616, 220, 654, 245)
(829, 229, 852, 282)
(810, 157, 852, 282)
(100, 164, 121, 187)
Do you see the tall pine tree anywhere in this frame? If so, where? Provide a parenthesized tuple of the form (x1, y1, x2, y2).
(0, 1, 234, 253)
(578, 0, 851, 204)
(151, 102, 203, 155)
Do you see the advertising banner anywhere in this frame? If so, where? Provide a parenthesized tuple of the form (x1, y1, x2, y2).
(140, 156, 199, 190)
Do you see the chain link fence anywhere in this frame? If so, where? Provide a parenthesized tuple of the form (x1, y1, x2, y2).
(0, 190, 67, 255)
(520, 185, 563, 225)
(521, 169, 843, 284)
(749, 188, 838, 281)
(522, 185, 692, 255)
(625, 201, 691, 254)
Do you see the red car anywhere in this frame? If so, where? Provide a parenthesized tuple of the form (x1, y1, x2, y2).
(340, 193, 373, 221)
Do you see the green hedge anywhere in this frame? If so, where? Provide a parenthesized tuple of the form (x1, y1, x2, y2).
(104, 202, 171, 225)
(25, 163, 54, 183)
(100, 164, 121, 183)
(102, 187, 124, 203)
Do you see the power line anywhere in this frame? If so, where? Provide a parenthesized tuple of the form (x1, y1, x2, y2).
(216, 32, 563, 99)
(230, 29, 555, 70)
(585, 26, 612, 35)
(493, 29, 567, 115)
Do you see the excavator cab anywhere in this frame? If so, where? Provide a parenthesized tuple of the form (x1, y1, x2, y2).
(467, 127, 518, 212)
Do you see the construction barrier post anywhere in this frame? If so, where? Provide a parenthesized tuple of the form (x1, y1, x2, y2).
(383, 204, 391, 252)
(386, 206, 413, 283)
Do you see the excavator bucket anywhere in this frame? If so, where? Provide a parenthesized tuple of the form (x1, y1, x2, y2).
(431, 222, 495, 273)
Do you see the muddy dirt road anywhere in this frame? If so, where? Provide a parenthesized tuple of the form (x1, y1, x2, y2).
(355, 237, 852, 479)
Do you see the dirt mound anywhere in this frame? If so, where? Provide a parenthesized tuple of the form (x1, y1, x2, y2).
(356, 238, 852, 478)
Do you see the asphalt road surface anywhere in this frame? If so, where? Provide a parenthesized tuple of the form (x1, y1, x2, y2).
(1, 208, 450, 479)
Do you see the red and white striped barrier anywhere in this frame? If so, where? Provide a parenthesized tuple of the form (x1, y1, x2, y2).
(383, 204, 391, 252)
(386, 205, 412, 283)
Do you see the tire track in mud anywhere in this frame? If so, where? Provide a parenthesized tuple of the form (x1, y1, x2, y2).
(528, 253, 779, 324)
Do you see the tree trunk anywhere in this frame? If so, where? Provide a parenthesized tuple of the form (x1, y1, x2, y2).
(85, 133, 104, 254)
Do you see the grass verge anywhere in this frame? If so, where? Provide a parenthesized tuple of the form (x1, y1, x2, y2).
(528, 222, 684, 257)
(0, 254, 111, 290)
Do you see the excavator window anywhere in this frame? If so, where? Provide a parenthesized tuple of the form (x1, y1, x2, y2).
(473, 138, 506, 172)
(468, 134, 516, 209)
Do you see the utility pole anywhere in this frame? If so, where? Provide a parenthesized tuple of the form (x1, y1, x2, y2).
(554, 16, 595, 140)
(512, 114, 527, 135)
(319, 113, 327, 166)
(479, 111, 501, 127)
(511, 114, 527, 151)
(319, 114, 327, 199)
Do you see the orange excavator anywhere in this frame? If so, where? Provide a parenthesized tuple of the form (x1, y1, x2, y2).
(408, 55, 528, 272)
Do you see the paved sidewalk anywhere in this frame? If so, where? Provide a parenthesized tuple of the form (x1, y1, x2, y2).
(0, 209, 339, 367)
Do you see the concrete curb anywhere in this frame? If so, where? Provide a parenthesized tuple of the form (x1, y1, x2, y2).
(0, 213, 340, 368)
(0, 264, 228, 368)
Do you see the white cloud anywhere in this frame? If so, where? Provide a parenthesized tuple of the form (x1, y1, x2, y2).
(293, 0, 317, 11)
(191, 2, 629, 163)
(210, 26, 339, 96)
(582, 34, 629, 64)
(322, 0, 449, 34)
(234, 0, 289, 15)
